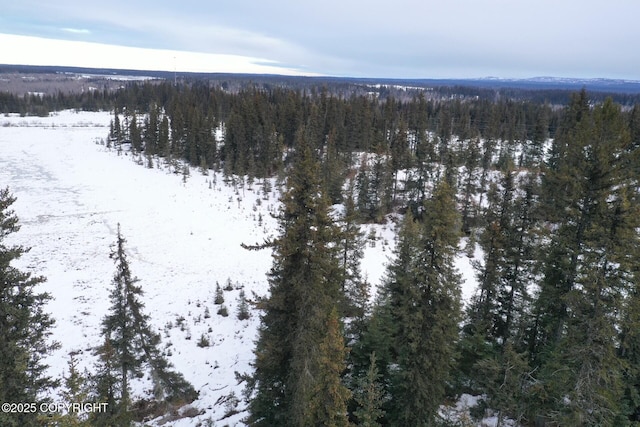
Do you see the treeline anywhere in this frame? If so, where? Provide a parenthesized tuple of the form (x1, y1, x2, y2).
(5, 71, 640, 118)
(0, 89, 115, 116)
(107, 81, 562, 218)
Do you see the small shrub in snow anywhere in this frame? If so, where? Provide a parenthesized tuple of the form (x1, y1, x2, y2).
(222, 391, 240, 418)
(197, 334, 210, 348)
(214, 283, 224, 305)
(237, 290, 250, 321)
(217, 305, 229, 317)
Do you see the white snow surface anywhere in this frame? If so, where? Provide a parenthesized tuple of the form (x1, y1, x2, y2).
(0, 110, 479, 425)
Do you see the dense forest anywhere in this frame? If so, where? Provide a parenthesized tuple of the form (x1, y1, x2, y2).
(3, 76, 640, 426)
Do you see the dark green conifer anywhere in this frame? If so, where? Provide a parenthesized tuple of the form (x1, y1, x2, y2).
(308, 308, 351, 427)
(0, 188, 58, 427)
(97, 225, 196, 425)
(353, 352, 385, 427)
(48, 354, 92, 426)
(529, 96, 637, 424)
(245, 126, 348, 426)
(237, 290, 250, 321)
(378, 181, 462, 425)
(129, 112, 142, 153)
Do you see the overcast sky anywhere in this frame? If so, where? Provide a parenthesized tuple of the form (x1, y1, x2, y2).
(1, 0, 639, 79)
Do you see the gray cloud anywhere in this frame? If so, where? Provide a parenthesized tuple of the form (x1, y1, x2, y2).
(3, 0, 639, 78)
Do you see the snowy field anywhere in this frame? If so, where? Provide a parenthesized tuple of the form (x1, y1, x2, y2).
(0, 110, 479, 425)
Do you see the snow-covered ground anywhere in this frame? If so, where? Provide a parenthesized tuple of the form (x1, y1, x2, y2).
(0, 110, 479, 425)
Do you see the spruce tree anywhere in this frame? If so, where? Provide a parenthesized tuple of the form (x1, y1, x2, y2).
(620, 265, 640, 422)
(110, 111, 123, 147)
(100, 225, 143, 419)
(158, 115, 170, 159)
(308, 308, 351, 427)
(91, 339, 124, 427)
(245, 126, 349, 426)
(0, 187, 58, 427)
(378, 181, 462, 425)
(389, 118, 410, 204)
(353, 352, 385, 427)
(129, 112, 142, 153)
(529, 96, 638, 424)
(237, 290, 250, 321)
(463, 168, 537, 361)
(98, 225, 196, 425)
(143, 104, 159, 156)
(339, 183, 367, 321)
(459, 137, 481, 234)
(47, 354, 92, 426)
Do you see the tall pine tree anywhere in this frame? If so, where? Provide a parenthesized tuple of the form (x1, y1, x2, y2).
(377, 180, 462, 425)
(245, 126, 350, 426)
(529, 96, 638, 425)
(95, 225, 196, 426)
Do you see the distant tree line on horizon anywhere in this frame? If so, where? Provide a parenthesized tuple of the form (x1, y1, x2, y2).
(3, 74, 640, 117)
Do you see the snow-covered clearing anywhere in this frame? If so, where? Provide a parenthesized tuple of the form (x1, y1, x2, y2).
(0, 110, 479, 425)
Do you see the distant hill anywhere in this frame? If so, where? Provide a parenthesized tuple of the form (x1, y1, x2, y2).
(2, 64, 640, 93)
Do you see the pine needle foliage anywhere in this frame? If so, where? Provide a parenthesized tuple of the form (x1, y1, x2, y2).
(0, 187, 59, 427)
(94, 225, 196, 425)
(375, 181, 463, 426)
(245, 126, 349, 426)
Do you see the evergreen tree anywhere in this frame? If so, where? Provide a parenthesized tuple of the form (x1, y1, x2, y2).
(339, 183, 370, 344)
(353, 352, 385, 427)
(214, 282, 224, 305)
(109, 111, 123, 147)
(356, 157, 373, 220)
(245, 126, 349, 426)
(528, 96, 638, 425)
(91, 339, 124, 427)
(97, 225, 196, 425)
(143, 104, 159, 156)
(47, 354, 92, 426)
(474, 342, 531, 426)
(129, 112, 142, 153)
(100, 226, 143, 420)
(463, 168, 537, 360)
(322, 126, 346, 204)
(0, 187, 58, 427)
(308, 308, 351, 427)
(378, 181, 462, 425)
(158, 115, 170, 158)
(620, 265, 640, 422)
(237, 290, 250, 321)
(459, 137, 481, 233)
(523, 106, 548, 167)
(389, 118, 410, 204)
